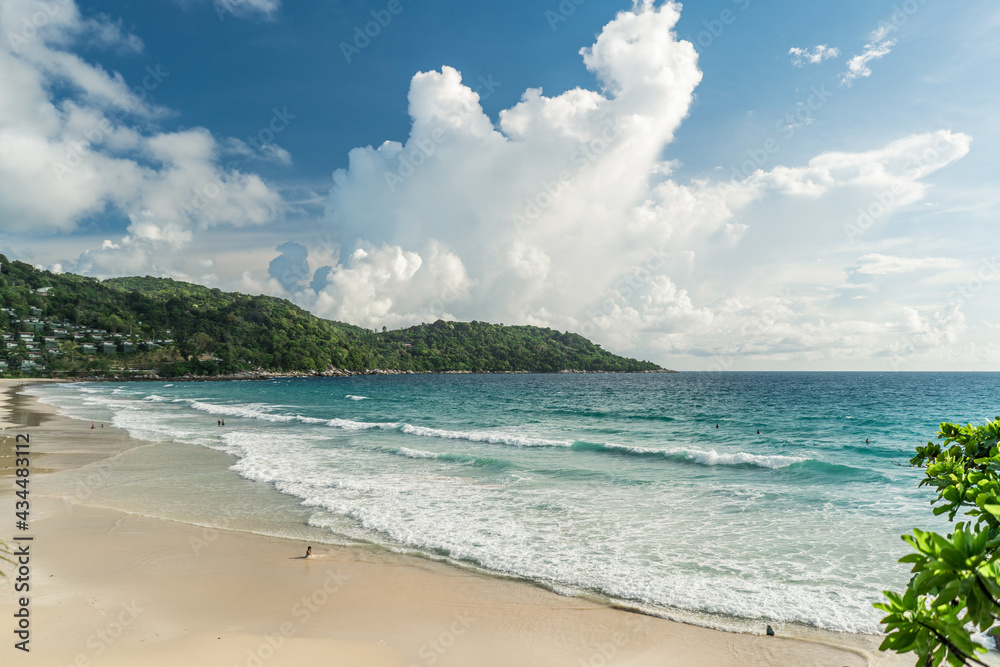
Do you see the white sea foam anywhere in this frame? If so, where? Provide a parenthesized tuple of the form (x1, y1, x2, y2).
(22, 379, 919, 636)
(678, 448, 804, 468)
(603, 443, 805, 469)
(345, 395, 370, 401)
(188, 400, 298, 422)
(326, 418, 396, 431)
(400, 423, 573, 448)
(396, 447, 440, 459)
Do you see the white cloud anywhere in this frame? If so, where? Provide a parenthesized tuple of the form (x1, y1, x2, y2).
(840, 28, 896, 85)
(210, 0, 280, 20)
(304, 1, 974, 369)
(0, 0, 284, 270)
(788, 45, 840, 67)
(322, 1, 703, 330)
(3, 0, 981, 370)
(856, 254, 961, 275)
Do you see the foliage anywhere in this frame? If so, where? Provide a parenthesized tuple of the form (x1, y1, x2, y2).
(0, 255, 663, 376)
(877, 418, 1000, 666)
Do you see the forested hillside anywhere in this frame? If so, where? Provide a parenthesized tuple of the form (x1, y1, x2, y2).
(0, 255, 664, 376)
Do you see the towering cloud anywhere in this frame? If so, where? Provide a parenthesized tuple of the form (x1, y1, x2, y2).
(316, 1, 972, 367)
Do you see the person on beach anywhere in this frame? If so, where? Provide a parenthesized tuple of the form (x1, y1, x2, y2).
(304, 546, 312, 558)
(91, 422, 95, 429)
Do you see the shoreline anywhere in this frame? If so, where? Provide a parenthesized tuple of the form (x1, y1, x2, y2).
(19, 367, 678, 383)
(1, 379, 912, 666)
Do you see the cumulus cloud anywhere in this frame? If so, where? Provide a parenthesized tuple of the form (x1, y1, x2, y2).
(306, 0, 973, 368)
(323, 1, 703, 329)
(788, 45, 840, 67)
(4, 0, 978, 370)
(268, 241, 310, 291)
(0, 0, 284, 272)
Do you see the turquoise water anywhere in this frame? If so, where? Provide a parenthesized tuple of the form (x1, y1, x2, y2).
(28, 373, 1000, 633)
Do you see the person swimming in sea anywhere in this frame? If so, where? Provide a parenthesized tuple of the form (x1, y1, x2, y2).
(304, 546, 312, 558)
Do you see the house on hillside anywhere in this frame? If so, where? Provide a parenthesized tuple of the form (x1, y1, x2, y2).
(43, 338, 59, 350)
(80, 344, 97, 354)
(100, 342, 117, 354)
(34, 287, 52, 296)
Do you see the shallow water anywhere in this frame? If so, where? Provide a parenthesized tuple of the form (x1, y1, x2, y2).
(29, 372, 999, 633)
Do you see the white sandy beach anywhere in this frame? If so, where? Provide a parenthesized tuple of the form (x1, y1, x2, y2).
(0, 379, 917, 666)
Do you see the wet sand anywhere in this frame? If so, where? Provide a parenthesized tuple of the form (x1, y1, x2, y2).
(0, 379, 915, 666)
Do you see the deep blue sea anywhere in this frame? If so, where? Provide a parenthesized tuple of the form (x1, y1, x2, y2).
(28, 373, 1000, 634)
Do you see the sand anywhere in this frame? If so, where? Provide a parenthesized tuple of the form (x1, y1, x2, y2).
(0, 379, 918, 666)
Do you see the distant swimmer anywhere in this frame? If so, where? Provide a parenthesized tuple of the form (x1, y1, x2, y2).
(716, 424, 719, 429)
(756, 429, 760, 435)
(217, 420, 221, 426)
(222, 419, 225, 427)
(866, 439, 869, 444)
(304, 546, 312, 558)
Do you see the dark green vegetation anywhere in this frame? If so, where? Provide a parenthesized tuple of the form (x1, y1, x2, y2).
(878, 418, 1000, 666)
(0, 255, 662, 377)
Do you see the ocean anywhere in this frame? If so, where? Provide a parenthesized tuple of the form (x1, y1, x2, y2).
(27, 372, 1000, 635)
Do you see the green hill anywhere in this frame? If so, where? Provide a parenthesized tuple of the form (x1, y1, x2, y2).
(0, 254, 666, 377)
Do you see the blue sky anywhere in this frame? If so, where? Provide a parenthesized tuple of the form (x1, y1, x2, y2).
(1, 0, 998, 370)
